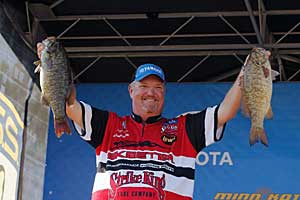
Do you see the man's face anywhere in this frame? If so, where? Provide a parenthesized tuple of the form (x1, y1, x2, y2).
(129, 75, 165, 118)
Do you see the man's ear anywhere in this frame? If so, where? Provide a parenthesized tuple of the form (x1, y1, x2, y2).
(128, 84, 133, 98)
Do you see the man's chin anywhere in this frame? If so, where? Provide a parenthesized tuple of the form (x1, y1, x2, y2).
(142, 104, 157, 110)
(144, 110, 155, 114)
(143, 108, 159, 115)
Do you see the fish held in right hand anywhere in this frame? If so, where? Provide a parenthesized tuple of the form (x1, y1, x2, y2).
(35, 37, 73, 138)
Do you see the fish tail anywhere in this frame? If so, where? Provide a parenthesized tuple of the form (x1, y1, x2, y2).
(54, 119, 71, 138)
(249, 127, 268, 147)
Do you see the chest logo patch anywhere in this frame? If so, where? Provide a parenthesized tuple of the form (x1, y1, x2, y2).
(161, 135, 177, 145)
(113, 120, 130, 138)
(161, 119, 178, 145)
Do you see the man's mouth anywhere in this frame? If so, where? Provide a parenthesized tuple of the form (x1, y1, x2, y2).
(142, 98, 157, 102)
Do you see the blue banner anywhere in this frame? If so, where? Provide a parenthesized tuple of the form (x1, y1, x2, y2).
(44, 83, 300, 200)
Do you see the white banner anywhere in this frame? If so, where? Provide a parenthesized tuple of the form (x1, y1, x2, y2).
(0, 34, 24, 200)
(0, 91, 23, 200)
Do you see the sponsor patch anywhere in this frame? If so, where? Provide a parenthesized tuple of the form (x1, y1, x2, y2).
(160, 119, 178, 145)
(113, 120, 130, 138)
(161, 135, 177, 145)
(110, 171, 166, 200)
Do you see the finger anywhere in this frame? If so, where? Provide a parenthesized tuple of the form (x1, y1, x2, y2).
(36, 42, 44, 58)
(67, 84, 76, 106)
(266, 50, 271, 58)
(238, 75, 244, 87)
(37, 42, 44, 51)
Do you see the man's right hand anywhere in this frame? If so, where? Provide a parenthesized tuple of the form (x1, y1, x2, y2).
(36, 42, 44, 59)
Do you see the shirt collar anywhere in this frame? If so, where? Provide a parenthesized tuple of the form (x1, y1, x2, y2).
(131, 112, 162, 124)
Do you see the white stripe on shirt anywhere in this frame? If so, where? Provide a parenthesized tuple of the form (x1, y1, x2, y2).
(74, 101, 93, 141)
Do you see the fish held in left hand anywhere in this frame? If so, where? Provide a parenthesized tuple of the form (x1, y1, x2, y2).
(34, 37, 73, 138)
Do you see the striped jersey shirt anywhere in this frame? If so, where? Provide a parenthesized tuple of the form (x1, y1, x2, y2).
(73, 102, 225, 200)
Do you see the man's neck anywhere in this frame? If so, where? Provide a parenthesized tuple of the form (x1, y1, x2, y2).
(131, 112, 162, 124)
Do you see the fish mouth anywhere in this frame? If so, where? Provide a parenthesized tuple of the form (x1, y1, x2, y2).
(43, 36, 56, 44)
(47, 36, 56, 41)
(43, 37, 57, 50)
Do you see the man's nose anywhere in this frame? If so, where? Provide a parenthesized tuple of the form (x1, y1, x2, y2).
(145, 87, 156, 96)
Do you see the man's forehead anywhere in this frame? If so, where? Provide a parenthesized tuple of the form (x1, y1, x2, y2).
(140, 75, 164, 82)
(138, 77, 165, 85)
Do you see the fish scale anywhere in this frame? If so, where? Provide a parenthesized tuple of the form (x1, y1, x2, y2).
(35, 37, 73, 138)
(242, 47, 273, 147)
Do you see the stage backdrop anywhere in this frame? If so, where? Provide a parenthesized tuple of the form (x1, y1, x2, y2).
(44, 83, 300, 200)
(0, 32, 49, 200)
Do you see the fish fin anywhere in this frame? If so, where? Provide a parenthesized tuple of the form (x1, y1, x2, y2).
(54, 119, 71, 138)
(271, 70, 280, 81)
(34, 63, 41, 73)
(265, 106, 274, 119)
(241, 100, 251, 117)
(250, 127, 268, 147)
(33, 60, 41, 66)
(240, 77, 251, 117)
(262, 66, 271, 78)
(240, 91, 251, 117)
(41, 95, 50, 106)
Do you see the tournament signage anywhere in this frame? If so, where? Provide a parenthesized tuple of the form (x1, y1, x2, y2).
(0, 91, 23, 200)
(213, 192, 300, 200)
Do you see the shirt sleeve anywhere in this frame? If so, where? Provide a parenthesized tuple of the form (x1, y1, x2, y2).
(72, 101, 109, 148)
(185, 105, 226, 152)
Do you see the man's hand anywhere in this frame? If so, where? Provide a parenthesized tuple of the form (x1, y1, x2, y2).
(67, 84, 77, 106)
(36, 42, 44, 59)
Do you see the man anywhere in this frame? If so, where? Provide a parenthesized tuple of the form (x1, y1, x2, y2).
(37, 43, 260, 199)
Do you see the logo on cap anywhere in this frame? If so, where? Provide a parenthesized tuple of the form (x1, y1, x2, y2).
(134, 63, 165, 81)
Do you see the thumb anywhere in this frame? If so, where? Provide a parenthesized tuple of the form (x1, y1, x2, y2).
(36, 42, 44, 59)
(67, 84, 76, 106)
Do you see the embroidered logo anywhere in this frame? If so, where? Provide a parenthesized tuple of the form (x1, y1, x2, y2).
(161, 119, 178, 145)
(113, 120, 130, 138)
(110, 171, 166, 200)
(161, 135, 177, 145)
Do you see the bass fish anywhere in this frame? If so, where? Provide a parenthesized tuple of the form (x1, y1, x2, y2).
(241, 47, 274, 147)
(34, 37, 73, 138)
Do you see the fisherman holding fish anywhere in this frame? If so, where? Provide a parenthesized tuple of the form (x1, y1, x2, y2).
(36, 38, 273, 200)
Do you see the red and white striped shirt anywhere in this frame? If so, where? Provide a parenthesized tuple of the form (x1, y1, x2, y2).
(73, 102, 225, 200)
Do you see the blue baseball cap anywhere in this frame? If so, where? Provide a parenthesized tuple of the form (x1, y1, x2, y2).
(134, 63, 165, 82)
